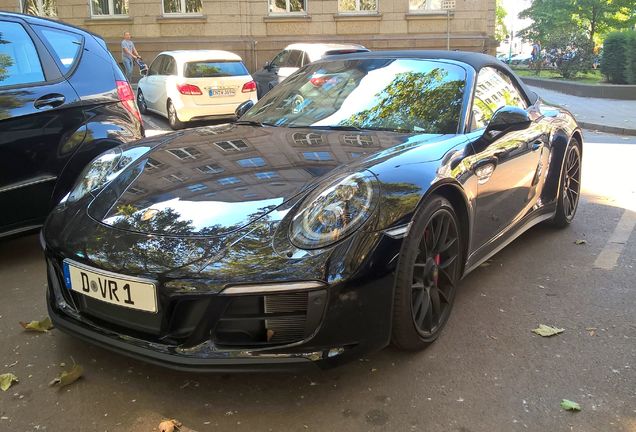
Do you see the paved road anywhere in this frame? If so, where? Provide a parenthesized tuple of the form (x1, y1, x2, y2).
(0, 130, 634, 432)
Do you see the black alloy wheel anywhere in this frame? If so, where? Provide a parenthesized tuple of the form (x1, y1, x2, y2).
(552, 139, 581, 227)
(137, 90, 147, 114)
(392, 195, 462, 350)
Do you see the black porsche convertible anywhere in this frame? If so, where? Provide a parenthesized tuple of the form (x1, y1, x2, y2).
(41, 51, 582, 371)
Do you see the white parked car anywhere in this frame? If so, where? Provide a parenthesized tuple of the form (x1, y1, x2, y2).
(137, 50, 257, 130)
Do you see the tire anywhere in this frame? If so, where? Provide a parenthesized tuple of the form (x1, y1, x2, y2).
(137, 90, 147, 115)
(551, 138, 582, 228)
(167, 100, 184, 130)
(391, 195, 463, 351)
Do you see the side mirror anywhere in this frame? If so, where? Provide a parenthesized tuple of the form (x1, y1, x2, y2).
(485, 106, 531, 135)
(235, 100, 255, 119)
(140, 68, 148, 77)
(264, 61, 271, 70)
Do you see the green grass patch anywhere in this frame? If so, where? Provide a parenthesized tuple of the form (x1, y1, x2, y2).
(512, 67, 605, 85)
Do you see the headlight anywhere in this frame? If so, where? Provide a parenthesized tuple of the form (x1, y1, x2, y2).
(66, 149, 122, 203)
(290, 171, 378, 249)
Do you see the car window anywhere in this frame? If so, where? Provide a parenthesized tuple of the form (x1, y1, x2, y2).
(0, 21, 45, 87)
(286, 50, 304, 68)
(161, 56, 177, 75)
(471, 67, 528, 130)
(269, 50, 289, 69)
(32, 25, 82, 74)
(148, 55, 165, 76)
(184, 61, 249, 77)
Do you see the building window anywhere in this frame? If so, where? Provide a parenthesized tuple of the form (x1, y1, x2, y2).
(218, 177, 241, 186)
(145, 158, 164, 171)
(236, 157, 266, 168)
(162, 173, 188, 183)
(91, 0, 128, 16)
(163, 0, 202, 15)
(255, 171, 279, 180)
(21, 0, 57, 16)
(292, 132, 324, 146)
(409, 0, 454, 13)
(303, 151, 333, 161)
(187, 183, 208, 192)
(269, 0, 306, 14)
(215, 140, 249, 152)
(167, 147, 202, 160)
(343, 134, 375, 147)
(338, 0, 377, 13)
(196, 164, 224, 174)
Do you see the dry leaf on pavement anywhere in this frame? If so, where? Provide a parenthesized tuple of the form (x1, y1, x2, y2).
(19, 317, 53, 332)
(49, 364, 83, 387)
(531, 324, 565, 337)
(158, 419, 182, 432)
(0, 373, 18, 391)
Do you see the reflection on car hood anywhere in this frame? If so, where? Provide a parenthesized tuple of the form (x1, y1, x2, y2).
(88, 124, 452, 237)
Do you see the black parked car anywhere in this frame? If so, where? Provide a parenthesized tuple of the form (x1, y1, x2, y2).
(0, 12, 144, 238)
(42, 51, 582, 371)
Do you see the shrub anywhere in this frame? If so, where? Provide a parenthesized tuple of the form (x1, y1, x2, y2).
(544, 32, 593, 80)
(601, 32, 629, 84)
(625, 32, 636, 85)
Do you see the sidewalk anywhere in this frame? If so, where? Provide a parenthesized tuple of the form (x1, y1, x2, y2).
(528, 85, 636, 135)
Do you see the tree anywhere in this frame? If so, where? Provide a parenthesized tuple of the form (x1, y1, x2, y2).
(520, 0, 636, 46)
(495, 0, 508, 43)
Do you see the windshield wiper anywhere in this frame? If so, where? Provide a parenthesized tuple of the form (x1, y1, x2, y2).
(234, 120, 278, 127)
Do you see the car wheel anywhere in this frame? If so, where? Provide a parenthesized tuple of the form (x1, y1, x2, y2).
(391, 195, 463, 350)
(551, 138, 581, 228)
(167, 100, 184, 130)
(137, 90, 147, 115)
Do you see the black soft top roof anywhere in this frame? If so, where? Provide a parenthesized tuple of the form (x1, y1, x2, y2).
(321, 49, 538, 104)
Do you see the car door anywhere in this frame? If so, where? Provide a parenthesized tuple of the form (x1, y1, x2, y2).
(156, 55, 176, 114)
(141, 55, 166, 112)
(0, 18, 85, 235)
(467, 67, 546, 254)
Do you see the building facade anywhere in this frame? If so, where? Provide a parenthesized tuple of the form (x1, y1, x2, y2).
(2, 0, 496, 75)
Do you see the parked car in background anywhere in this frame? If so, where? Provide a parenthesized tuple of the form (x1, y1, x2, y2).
(252, 43, 369, 98)
(509, 53, 532, 66)
(136, 50, 257, 130)
(43, 51, 583, 370)
(0, 11, 144, 239)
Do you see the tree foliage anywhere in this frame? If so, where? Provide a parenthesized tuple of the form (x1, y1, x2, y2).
(545, 31, 594, 79)
(495, 0, 508, 43)
(601, 31, 630, 83)
(520, 0, 636, 46)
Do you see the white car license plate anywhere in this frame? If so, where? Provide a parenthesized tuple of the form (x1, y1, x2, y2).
(63, 261, 157, 313)
(209, 88, 235, 97)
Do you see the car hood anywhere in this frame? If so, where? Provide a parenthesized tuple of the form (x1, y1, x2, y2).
(87, 124, 455, 237)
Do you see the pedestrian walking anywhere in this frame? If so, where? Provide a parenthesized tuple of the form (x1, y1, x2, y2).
(121, 31, 140, 82)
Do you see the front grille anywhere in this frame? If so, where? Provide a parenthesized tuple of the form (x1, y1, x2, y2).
(214, 290, 327, 348)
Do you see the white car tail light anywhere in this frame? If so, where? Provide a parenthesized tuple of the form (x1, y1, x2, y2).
(241, 80, 257, 93)
(177, 83, 203, 95)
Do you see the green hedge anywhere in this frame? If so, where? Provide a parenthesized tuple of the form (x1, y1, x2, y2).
(626, 32, 636, 85)
(601, 31, 636, 85)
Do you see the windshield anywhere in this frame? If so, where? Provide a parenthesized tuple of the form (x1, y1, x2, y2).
(241, 58, 467, 134)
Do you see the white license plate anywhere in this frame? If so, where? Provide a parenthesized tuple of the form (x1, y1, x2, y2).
(63, 261, 157, 313)
(209, 88, 235, 97)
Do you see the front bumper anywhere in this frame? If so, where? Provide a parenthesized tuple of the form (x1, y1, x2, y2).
(42, 219, 403, 370)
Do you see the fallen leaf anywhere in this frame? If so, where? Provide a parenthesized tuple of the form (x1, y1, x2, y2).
(586, 327, 597, 336)
(560, 399, 581, 411)
(158, 419, 181, 432)
(574, 239, 588, 245)
(532, 324, 565, 337)
(0, 373, 18, 391)
(19, 317, 53, 332)
(49, 364, 83, 387)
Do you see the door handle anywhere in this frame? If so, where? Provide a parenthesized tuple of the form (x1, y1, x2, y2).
(34, 94, 65, 109)
(531, 140, 543, 151)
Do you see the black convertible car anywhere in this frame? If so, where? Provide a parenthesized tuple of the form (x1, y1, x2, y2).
(42, 51, 582, 371)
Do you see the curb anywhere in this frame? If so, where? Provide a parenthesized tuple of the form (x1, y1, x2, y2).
(521, 76, 636, 100)
(579, 122, 636, 136)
